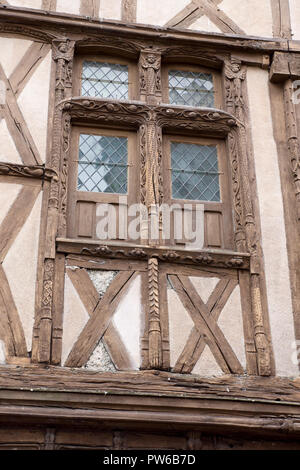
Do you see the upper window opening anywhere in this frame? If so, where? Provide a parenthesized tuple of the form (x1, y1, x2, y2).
(78, 134, 128, 194)
(168, 70, 215, 108)
(171, 142, 220, 201)
(81, 61, 129, 100)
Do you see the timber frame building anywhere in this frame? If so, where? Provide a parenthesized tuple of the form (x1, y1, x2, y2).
(0, 0, 300, 450)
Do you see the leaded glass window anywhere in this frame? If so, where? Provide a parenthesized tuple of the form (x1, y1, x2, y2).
(171, 142, 220, 201)
(78, 134, 128, 194)
(81, 61, 129, 100)
(168, 70, 215, 108)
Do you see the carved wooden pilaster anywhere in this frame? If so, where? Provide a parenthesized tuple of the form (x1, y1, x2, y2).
(34, 39, 75, 364)
(225, 58, 271, 376)
(148, 257, 162, 369)
(283, 79, 300, 222)
(140, 117, 163, 246)
(139, 49, 162, 105)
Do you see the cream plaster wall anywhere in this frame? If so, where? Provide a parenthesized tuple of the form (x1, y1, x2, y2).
(17, 51, 51, 163)
(168, 285, 194, 368)
(8, 0, 42, 9)
(56, 0, 80, 15)
(0, 183, 22, 233)
(192, 345, 223, 377)
(290, 0, 300, 40)
(3, 190, 42, 352)
(189, 15, 221, 34)
(112, 275, 141, 370)
(218, 285, 246, 370)
(219, 0, 273, 37)
(0, 120, 22, 164)
(0, 340, 5, 365)
(0, 37, 32, 78)
(136, 0, 190, 27)
(99, 0, 122, 21)
(247, 67, 298, 377)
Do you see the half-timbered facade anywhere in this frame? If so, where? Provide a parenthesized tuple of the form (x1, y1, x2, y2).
(0, 0, 300, 450)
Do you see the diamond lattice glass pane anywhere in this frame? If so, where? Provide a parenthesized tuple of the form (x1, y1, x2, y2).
(81, 61, 129, 100)
(78, 134, 128, 194)
(169, 70, 215, 108)
(171, 142, 220, 201)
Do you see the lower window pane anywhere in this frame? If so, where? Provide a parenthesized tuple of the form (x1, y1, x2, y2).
(78, 134, 128, 194)
(171, 142, 220, 201)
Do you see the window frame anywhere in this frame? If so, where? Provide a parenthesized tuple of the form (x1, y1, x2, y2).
(67, 125, 139, 239)
(163, 134, 234, 249)
(73, 54, 139, 101)
(161, 62, 223, 109)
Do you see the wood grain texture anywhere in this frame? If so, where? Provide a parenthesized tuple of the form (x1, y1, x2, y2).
(0, 266, 27, 357)
(0, 63, 42, 166)
(271, 0, 292, 39)
(0, 184, 41, 262)
(66, 267, 133, 370)
(173, 277, 238, 373)
(9, 42, 51, 99)
(65, 270, 135, 368)
(169, 275, 243, 374)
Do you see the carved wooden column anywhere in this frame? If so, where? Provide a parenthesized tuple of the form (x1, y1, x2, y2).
(225, 58, 271, 376)
(270, 52, 300, 222)
(138, 49, 163, 246)
(148, 257, 162, 368)
(32, 39, 75, 364)
(283, 79, 300, 222)
(138, 49, 163, 368)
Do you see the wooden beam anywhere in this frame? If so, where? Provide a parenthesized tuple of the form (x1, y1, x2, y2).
(65, 271, 135, 368)
(0, 266, 27, 357)
(0, 184, 41, 262)
(66, 267, 133, 370)
(169, 275, 243, 374)
(271, 0, 292, 39)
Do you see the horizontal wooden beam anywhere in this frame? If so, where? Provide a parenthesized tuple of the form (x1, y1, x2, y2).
(0, 366, 299, 436)
(270, 51, 300, 82)
(0, 5, 294, 53)
(56, 237, 250, 270)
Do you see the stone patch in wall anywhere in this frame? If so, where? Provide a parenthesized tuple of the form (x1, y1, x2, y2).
(87, 269, 118, 298)
(84, 339, 116, 372)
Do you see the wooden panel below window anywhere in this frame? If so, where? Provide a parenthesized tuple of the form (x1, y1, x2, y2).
(205, 211, 223, 248)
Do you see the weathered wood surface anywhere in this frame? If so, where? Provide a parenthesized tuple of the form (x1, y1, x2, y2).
(0, 366, 300, 405)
